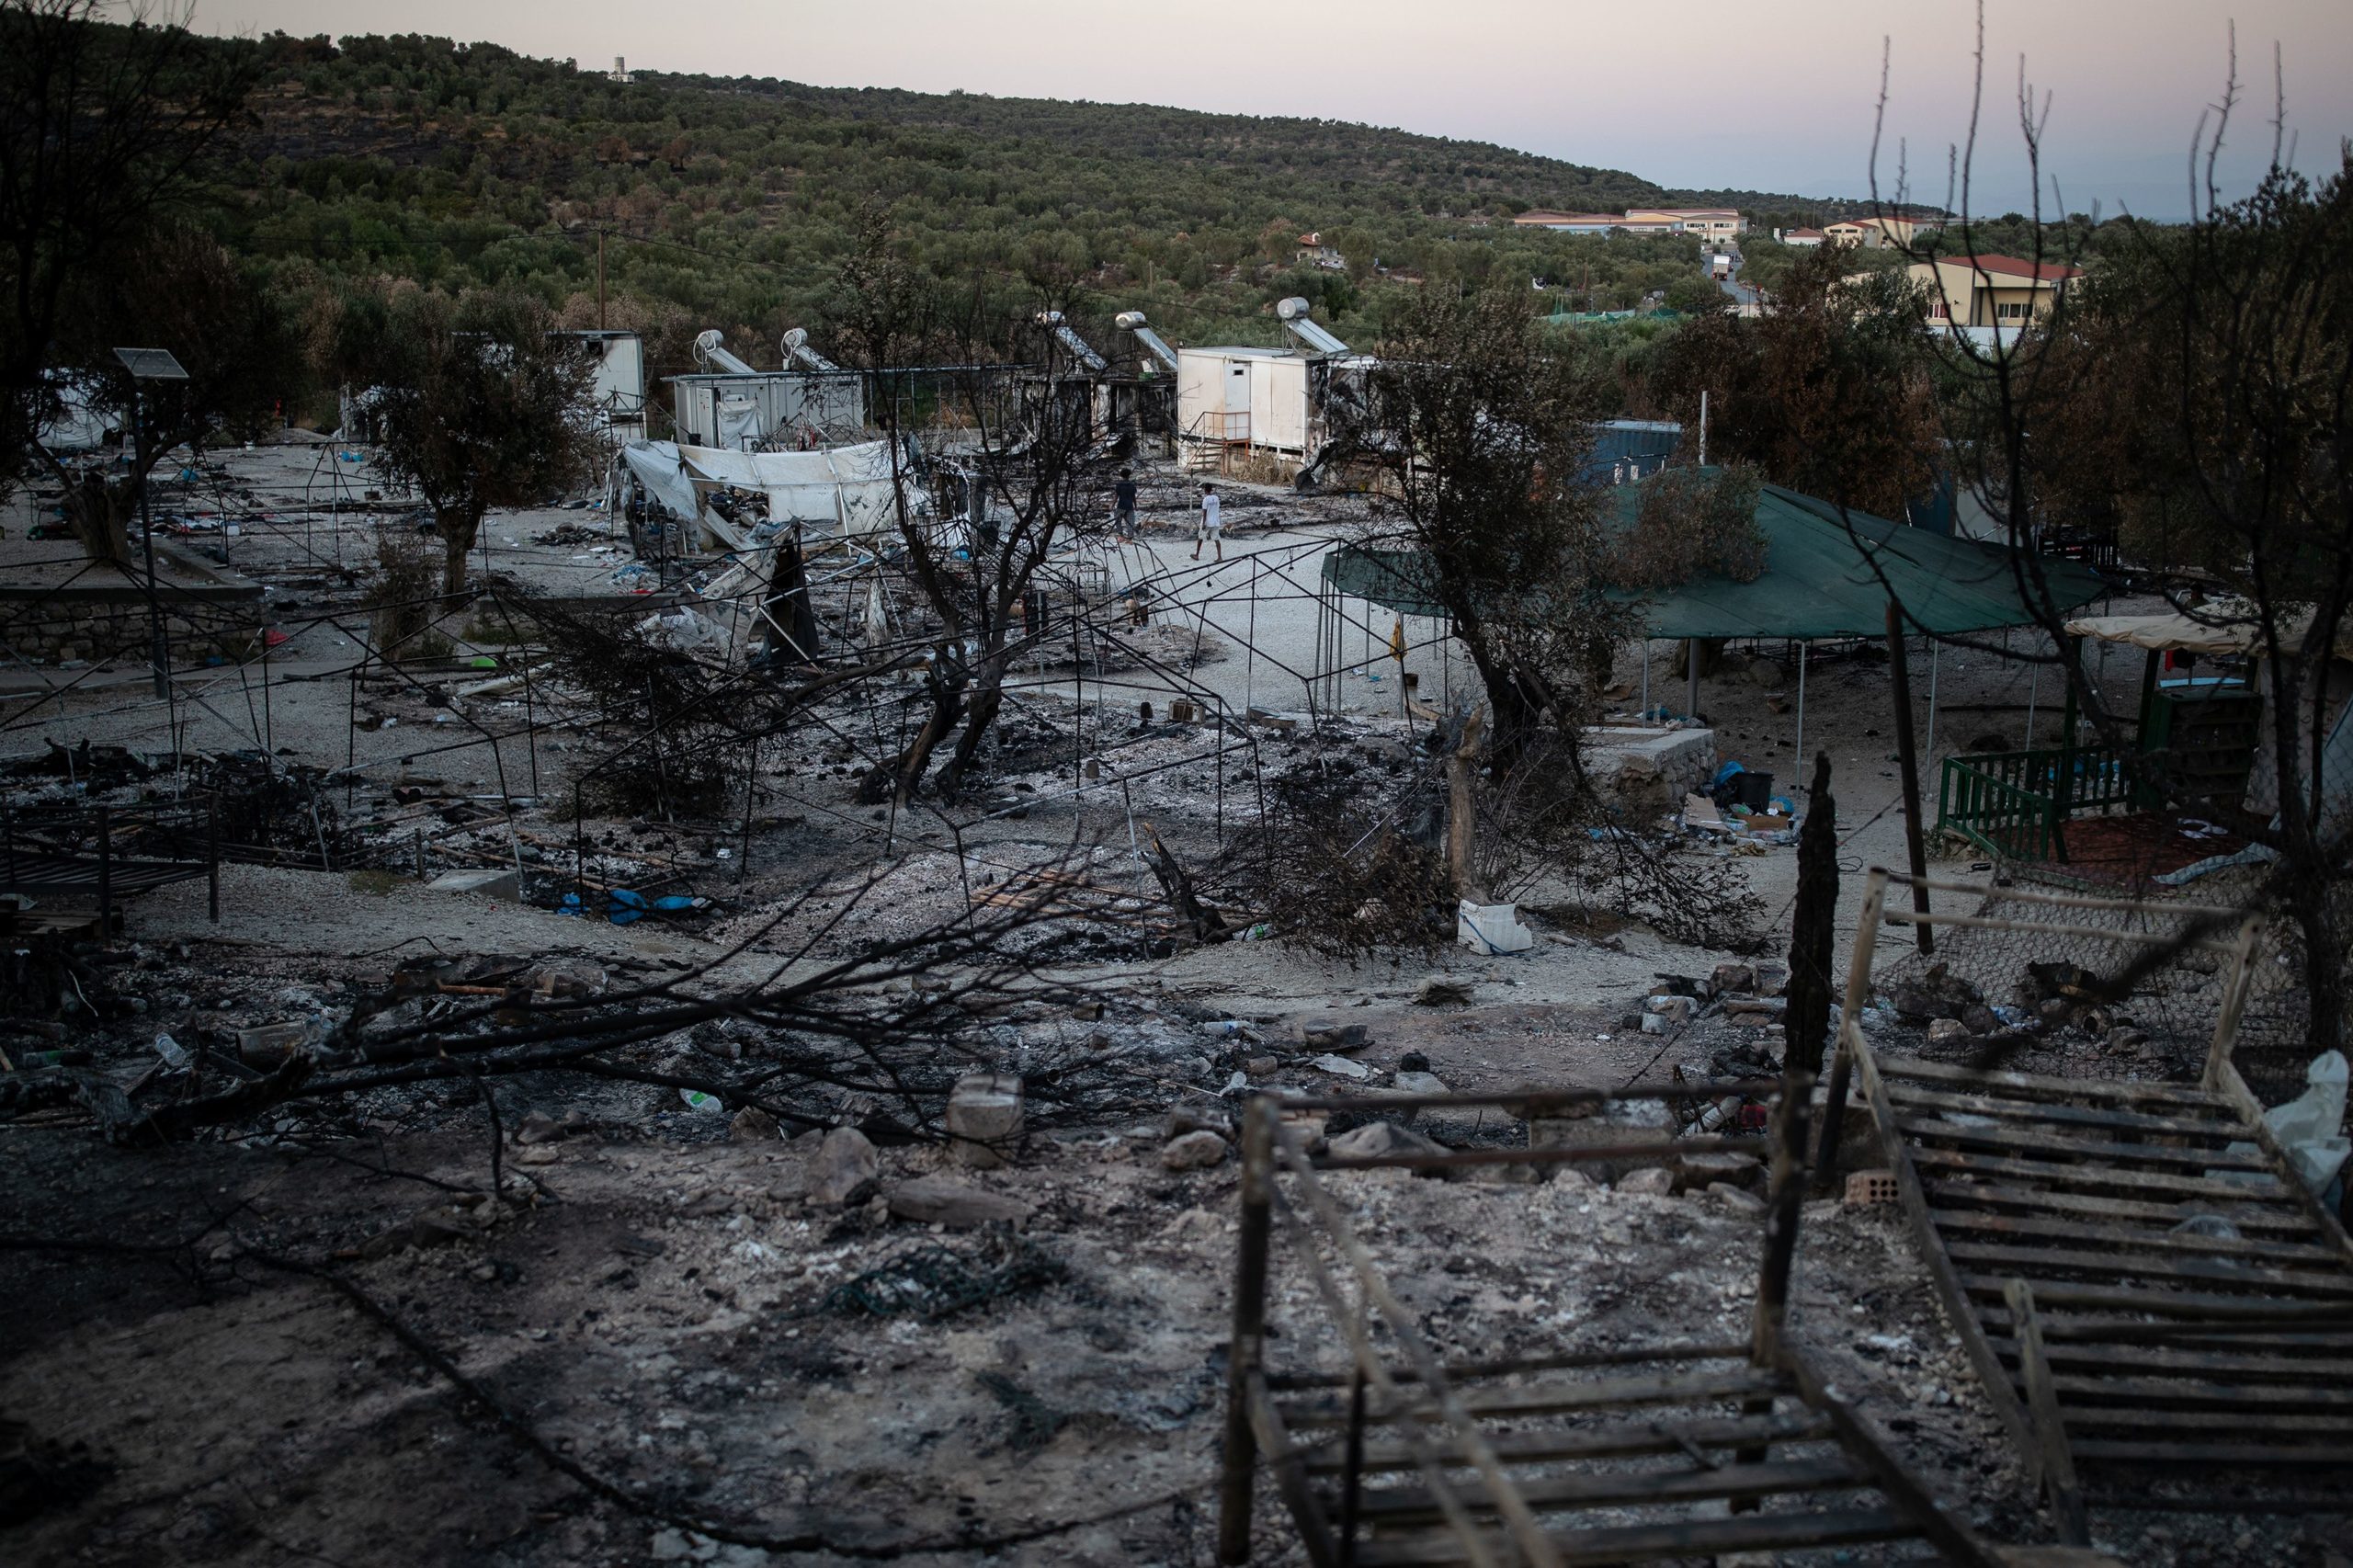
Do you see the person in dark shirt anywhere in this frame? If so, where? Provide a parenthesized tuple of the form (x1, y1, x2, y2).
(1112, 469, 1138, 535)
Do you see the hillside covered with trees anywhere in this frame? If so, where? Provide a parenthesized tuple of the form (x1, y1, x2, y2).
(201, 30, 1870, 376)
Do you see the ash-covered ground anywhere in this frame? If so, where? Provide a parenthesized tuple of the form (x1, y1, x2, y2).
(1, 448, 2336, 1567)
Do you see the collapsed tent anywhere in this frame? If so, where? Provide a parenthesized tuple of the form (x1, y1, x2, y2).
(1322, 477, 2110, 638)
(618, 439, 901, 550)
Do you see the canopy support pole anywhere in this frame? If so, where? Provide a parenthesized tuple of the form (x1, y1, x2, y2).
(1311, 579, 1325, 717)
(1640, 640, 1650, 721)
(1926, 640, 1941, 766)
(2056, 636, 2082, 863)
(1794, 642, 1808, 784)
(1886, 602, 1934, 952)
(1685, 637, 1700, 720)
(2024, 648, 2040, 748)
(1244, 555, 1257, 715)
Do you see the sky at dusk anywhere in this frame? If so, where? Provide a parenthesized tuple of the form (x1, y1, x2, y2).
(196, 0, 2353, 217)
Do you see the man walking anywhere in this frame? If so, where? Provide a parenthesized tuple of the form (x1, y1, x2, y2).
(1112, 468, 1138, 537)
(1193, 483, 1222, 562)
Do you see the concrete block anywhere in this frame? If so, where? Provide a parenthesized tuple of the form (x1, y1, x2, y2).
(887, 1176, 1033, 1227)
(946, 1071, 1024, 1168)
(811, 1127, 878, 1205)
(428, 868, 520, 901)
(1643, 994, 1695, 1025)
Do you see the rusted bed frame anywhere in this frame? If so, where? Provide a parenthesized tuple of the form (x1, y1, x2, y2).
(1214, 1075, 1999, 1566)
(1816, 869, 2353, 1540)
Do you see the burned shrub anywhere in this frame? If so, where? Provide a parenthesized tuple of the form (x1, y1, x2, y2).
(529, 592, 750, 818)
(1219, 767, 1452, 960)
(1577, 826, 1770, 954)
(1611, 464, 1768, 592)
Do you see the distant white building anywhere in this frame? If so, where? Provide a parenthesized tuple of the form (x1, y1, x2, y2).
(1511, 206, 1749, 242)
(1778, 227, 1827, 247)
(1512, 210, 1685, 236)
(608, 55, 631, 85)
(561, 330, 647, 438)
(1624, 207, 1748, 243)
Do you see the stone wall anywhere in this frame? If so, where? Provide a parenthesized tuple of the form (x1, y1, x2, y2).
(0, 588, 265, 666)
(1585, 724, 1720, 818)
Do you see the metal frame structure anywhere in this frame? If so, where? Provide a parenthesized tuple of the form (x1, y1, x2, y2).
(1, 795, 222, 930)
(1216, 1078, 1999, 1566)
(1817, 869, 2353, 1538)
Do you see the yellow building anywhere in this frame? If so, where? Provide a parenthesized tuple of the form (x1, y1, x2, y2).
(1624, 206, 1747, 243)
(1909, 254, 2082, 327)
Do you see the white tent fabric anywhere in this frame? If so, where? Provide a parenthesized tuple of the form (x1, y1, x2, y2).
(618, 439, 900, 540)
(37, 371, 118, 451)
(618, 441, 704, 528)
(2064, 600, 2347, 660)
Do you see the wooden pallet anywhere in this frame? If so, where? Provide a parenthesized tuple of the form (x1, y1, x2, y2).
(1826, 870, 2353, 1533)
(1252, 1343, 1989, 1567)
(1218, 1085, 1997, 1567)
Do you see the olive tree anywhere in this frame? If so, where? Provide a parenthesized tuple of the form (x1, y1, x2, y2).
(345, 285, 599, 597)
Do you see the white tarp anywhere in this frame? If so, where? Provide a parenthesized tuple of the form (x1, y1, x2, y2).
(2065, 599, 2351, 661)
(37, 371, 117, 451)
(617, 439, 901, 541)
(619, 442, 704, 528)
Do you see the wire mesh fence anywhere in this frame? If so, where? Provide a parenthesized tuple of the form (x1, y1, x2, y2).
(1865, 877, 2313, 1101)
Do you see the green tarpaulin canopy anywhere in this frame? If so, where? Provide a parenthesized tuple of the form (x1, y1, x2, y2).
(1320, 479, 2109, 639)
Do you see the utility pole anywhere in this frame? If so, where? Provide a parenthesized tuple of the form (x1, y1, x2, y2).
(114, 348, 188, 702)
(597, 229, 608, 330)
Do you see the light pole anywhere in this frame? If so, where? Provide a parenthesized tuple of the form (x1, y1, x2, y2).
(113, 347, 188, 702)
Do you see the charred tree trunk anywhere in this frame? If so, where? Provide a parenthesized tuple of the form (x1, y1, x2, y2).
(934, 652, 1008, 803)
(1456, 633, 1548, 766)
(1783, 751, 1838, 1078)
(438, 507, 483, 600)
(1445, 705, 1487, 903)
(1144, 824, 1228, 945)
(860, 652, 965, 805)
(63, 470, 135, 570)
(1669, 638, 1726, 680)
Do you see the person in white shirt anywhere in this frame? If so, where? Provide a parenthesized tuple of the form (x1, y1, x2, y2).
(1193, 483, 1222, 561)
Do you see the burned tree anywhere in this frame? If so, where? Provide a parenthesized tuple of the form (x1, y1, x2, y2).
(832, 218, 1117, 805)
(334, 285, 600, 598)
(36, 222, 303, 567)
(1336, 287, 1626, 762)
(0, 0, 257, 493)
(1643, 244, 1940, 517)
(1877, 30, 2353, 1047)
